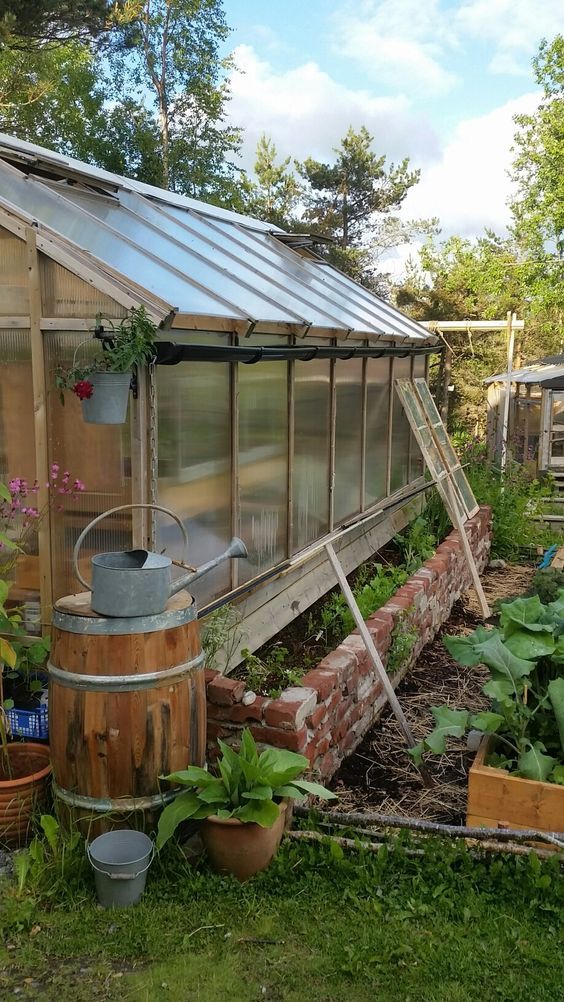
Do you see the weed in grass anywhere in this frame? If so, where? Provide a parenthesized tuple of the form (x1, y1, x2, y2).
(240, 645, 304, 697)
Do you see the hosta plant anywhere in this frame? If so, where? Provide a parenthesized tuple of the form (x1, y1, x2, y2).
(157, 728, 336, 849)
(410, 592, 564, 784)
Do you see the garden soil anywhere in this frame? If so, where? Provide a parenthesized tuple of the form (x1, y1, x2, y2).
(327, 563, 535, 825)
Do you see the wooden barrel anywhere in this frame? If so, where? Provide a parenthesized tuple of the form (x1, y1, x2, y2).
(49, 590, 206, 836)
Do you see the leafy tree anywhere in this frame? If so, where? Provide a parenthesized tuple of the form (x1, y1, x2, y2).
(107, 0, 242, 200)
(0, 42, 109, 159)
(510, 34, 564, 340)
(0, 1, 115, 45)
(298, 126, 431, 294)
(246, 134, 302, 228)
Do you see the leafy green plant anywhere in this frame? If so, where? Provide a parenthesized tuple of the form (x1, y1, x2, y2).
(394, 516, 436, 573)
(12, 814, 86, 900)
(530, 567, 564, 605)
(156, 728, 337, 848)
(56, 306, 158, 401)
(240, 645, 303, 698)
(387, 615, 417, 675)
(201, 603, 242, 673)
(411, 592, 564, 783)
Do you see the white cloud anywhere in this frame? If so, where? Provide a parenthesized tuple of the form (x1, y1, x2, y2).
(228, 45, 441, 170)
(332, 0, 459, 95)
(455, 0, 563, 75)
(400, 92, 540, 239)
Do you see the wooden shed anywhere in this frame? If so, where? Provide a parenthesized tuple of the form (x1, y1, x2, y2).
(0, 132, 438, 657)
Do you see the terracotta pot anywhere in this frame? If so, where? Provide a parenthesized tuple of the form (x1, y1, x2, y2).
(0, 743, 51, 847)
(201, 801, 288, 882)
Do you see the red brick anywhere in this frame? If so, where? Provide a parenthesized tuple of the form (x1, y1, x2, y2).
(249, 724, 308, 753)
(301, 667, 340, 701)
(206, 720, 231, 741)
(306, 703, 327, 730)
(204, 669, 220, 686)
(263, 687, 317, 729)
(315, 649, 357, 681)
(318, 748, 341, 780)
(325, 688, 343, 716)
(207, 676, 246, 705)
(223, 696, 270, 723)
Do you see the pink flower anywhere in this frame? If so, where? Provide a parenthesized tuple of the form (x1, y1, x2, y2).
(73, 479, 85, 492)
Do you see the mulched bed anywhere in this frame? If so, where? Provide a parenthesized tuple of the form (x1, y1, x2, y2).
(328, 562, 535, 825)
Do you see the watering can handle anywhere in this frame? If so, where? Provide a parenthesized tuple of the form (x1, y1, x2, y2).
(72, 503, 190, 592)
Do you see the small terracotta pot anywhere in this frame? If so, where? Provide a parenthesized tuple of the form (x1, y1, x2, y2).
(201, 801, 288, 882)
(0, 743, 51, 847)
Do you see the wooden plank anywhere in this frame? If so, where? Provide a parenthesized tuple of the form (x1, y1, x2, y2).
(0, 315, 30, 327)
(328, 358, 337, 531)
(467, 738, 564, 834)
(26, 226, 53, 630)
(0, 285, 29, 313)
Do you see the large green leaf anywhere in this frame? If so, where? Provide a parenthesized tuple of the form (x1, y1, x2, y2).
(469, 711, 505, 734)
(257, 747, 310, 787)
(424, 706, 469, 755)
(517, 742, 556, 782)
(285, 779, 338, 800)
(273, 784, 307, 800)
(0, 637, 16, 668)
(499, 595, 544, 633)
(0, 481, 11, 502)
(162, 766, 214, 788)
(547, 677, 564, 754)
(0, 578, 11, 608)
(550, 764, 564, 785)
(474, 634, 534, 688)
(240, 728, 259, 766)
(233, 799, 281, 828)
(156, 791, 209, 849)
(503, 630, 555, 660)
(241, 785, 273, 801)
(197, 781, 230, 805)
(443, 627, 494, 666)
(482, 678, 516, 707)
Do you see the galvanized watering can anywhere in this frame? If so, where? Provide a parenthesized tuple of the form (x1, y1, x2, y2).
(72, 503, 247, 618)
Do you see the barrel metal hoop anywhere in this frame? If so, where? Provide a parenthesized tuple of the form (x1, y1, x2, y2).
(51, 603, 196, 636)
(47, 651, 205, 692)
(53, 781, 179, 813)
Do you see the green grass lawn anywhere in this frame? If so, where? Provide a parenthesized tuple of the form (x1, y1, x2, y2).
(1, 832, 563, 1002)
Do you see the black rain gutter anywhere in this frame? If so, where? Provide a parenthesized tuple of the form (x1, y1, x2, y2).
(155, 342, 441, 365)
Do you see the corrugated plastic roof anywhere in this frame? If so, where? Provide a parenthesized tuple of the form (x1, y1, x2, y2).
(0, 133, 435, 344)
(485, 357, 564, 385)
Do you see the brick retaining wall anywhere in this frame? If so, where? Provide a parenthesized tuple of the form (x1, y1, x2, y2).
(205, 506, 492, 780)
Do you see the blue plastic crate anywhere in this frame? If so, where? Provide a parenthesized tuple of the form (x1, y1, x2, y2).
(7, 702, 49, 740)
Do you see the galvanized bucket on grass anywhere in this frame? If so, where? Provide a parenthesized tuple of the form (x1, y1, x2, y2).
(87, 829, 154, 908)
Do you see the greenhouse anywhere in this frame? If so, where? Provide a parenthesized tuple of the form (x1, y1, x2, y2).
(0, 132, 437, 652)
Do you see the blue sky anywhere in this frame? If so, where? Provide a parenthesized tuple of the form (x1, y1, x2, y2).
(220, 0, 562, 257)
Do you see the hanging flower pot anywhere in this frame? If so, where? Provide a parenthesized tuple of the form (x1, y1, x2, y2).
(55, 306, 158, 426)
(79, 371, 132, 425)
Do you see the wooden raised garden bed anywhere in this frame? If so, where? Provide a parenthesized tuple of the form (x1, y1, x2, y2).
(467, 737, 564, 836)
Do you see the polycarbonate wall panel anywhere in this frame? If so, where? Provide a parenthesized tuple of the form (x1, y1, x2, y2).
(334, 356, 363, 523)
(156, 334, 231, 605)
(410, 356, 426, 481)
(44, 331, 132, 601)
(293, 356, 330, 549)
(365, 357, 390, 508)
(239, 339, 288, 581)
(0, 329, 39, 629)
(390, 357, 412, 494)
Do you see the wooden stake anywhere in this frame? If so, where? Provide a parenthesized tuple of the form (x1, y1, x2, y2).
(324, 542, 433, 787)
(443, 476, 491, 619)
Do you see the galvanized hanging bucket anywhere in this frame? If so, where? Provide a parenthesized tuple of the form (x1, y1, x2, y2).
(81, 371, 132, 425)
(87, 829, 154, 908)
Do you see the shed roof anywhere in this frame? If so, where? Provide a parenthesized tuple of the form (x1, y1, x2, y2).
(0, 133, 434, 345)
(485, 356, 564, 386)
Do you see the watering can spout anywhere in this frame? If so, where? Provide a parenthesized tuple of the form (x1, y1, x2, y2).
(170, 537, 248, 596)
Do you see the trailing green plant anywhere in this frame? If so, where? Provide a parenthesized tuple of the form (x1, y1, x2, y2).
(394, 516, 436, 573)
(56, 306, 158, 402)
(314, 564, 409, 645)
(240, 645, 303, 697)
(156, 728, 337, 848)
(410, 592, 564, 784)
